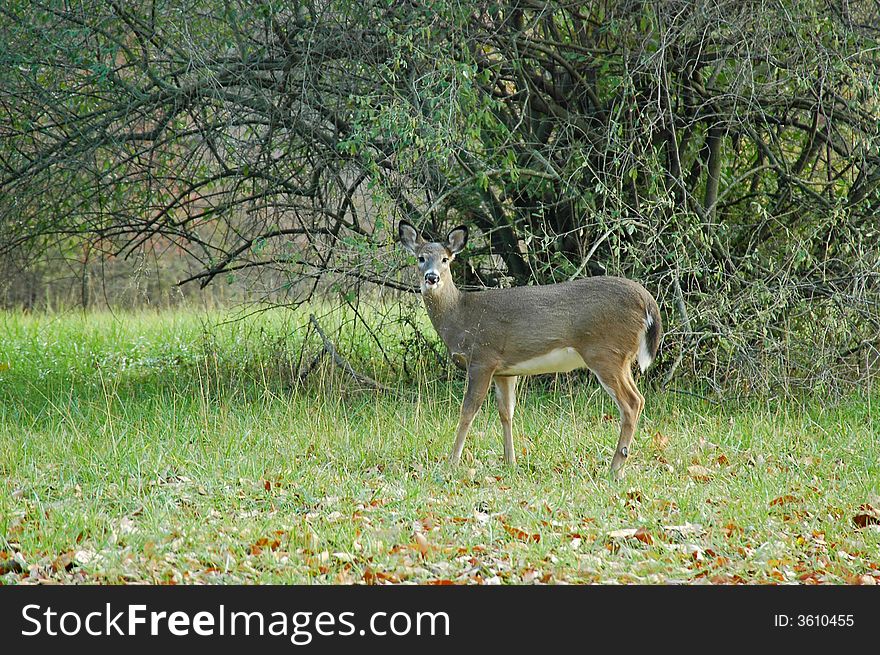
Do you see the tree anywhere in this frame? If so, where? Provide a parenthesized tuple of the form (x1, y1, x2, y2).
(2, 0, 879, 389)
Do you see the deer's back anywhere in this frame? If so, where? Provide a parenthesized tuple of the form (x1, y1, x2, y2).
(450, 276, 653, 371)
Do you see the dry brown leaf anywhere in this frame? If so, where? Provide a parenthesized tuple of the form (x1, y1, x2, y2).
(249, 536, 281, 556)
(797, 573, 821, 584)
(52, 551, 76, 573)
(0, 552, 24, 575)
(652, 432, 669, 450)
(770, 494, 800, 507)
(853, 504, 880, 529)
(502, 523, 540, 543)
(721, 522, 742, 537)
(365, 568, 400, 584)
(608, 527, 653, 545)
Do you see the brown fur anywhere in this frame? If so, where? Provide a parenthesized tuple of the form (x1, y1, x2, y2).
(399, 221, 662, 477)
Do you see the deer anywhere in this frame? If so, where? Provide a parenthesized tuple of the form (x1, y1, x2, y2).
(398, 220, 662, 478)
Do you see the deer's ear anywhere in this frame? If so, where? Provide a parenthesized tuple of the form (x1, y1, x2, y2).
(398, 221, 424, 256)
(446, 225, 469, 255)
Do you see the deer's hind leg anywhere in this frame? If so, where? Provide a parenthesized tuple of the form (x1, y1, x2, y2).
(494, 375, 518, 465)
(582, 352, 644, 478)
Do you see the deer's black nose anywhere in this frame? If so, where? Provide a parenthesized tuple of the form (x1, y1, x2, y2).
(425, 272, 440, 285)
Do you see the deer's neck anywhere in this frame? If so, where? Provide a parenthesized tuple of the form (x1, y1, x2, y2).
(421, 281, 462, 334)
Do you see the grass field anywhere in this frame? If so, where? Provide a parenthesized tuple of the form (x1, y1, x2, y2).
(1, 308, 879, 584)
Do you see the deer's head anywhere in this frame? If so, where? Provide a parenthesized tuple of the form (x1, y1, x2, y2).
(398, 221, 468, 293)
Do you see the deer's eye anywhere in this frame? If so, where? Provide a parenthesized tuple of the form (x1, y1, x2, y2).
(442, 257, 449, 264)
(418, 256, 425, 264)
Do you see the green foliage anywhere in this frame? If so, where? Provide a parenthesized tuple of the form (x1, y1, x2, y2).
(1, 1, 879, 391)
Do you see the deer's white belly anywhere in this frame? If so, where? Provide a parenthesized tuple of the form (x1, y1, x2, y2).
(500, 347, 586, 376)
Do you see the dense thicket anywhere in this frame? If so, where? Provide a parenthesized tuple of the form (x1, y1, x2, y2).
(1, 1, 879, 390)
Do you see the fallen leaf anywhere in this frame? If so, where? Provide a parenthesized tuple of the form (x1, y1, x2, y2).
(663, 543, 704, 560)
(853, 504, 880, 529)
(521, 569, 541, 583)
(846, 574, 876, 585)
(414, 531, 431, 557)
(335, 569, 355, 584)
(249, 536, 281, 555)
(721, 522, 742, 537)
(365, 568, 400, 584)
(502, 523, 540, 543)
(652, 432, 669, 450)
(687, 465, 713, 481)
(0, 552, 24, 575)
(652, 499, 677, 512)
(770, 495, 800, 507)
(608, 527, 653, 545)
(52, 551, 76, 573)
(608, 528, 639, 539)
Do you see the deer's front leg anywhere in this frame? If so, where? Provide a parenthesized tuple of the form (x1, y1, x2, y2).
(449, 364, 495, 464)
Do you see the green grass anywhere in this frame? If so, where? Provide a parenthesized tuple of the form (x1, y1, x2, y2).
(1, 308, 878, 584)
